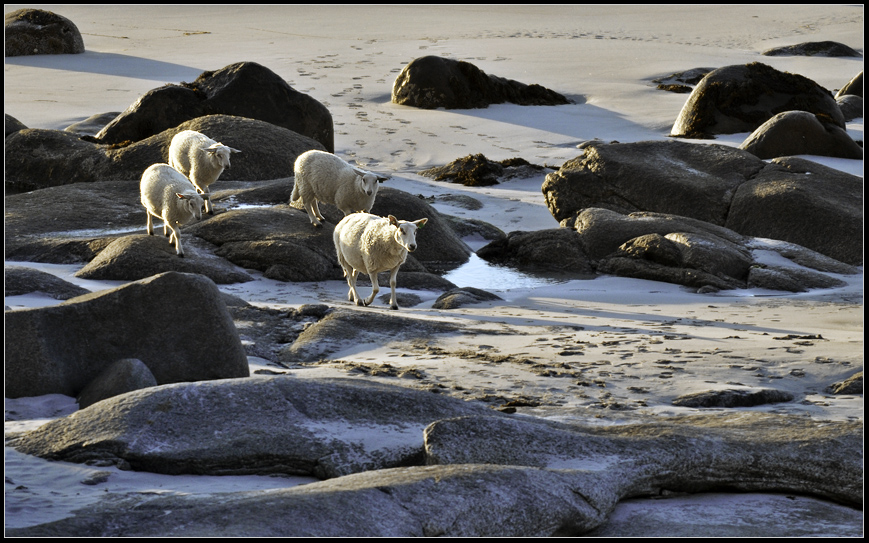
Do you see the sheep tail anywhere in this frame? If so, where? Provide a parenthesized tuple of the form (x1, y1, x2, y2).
(290, 182, 300, 202)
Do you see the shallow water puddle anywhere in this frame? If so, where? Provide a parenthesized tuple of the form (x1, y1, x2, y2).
(442, 253, 584, 291)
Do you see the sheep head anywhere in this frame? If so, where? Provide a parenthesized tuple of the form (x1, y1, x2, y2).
(389, 215, 428, 253)
(205, 143, 241, 170)
(175, 192, 204, 221)
(353, 170, 381, 197)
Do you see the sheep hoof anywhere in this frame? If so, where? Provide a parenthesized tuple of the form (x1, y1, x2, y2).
(177, 253, 185, 258)
(356, 300, 365, 306)
(390, 305, 399, 310)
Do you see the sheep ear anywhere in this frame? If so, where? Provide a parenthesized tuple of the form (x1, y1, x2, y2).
(230, 147, 241, 153)
(376, 174, 389, 183)
(175, 193, 188, 200)
(388, 215, 399, 226)
(415, 218, 428, 228)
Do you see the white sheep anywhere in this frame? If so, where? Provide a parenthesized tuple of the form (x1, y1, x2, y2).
(140, 163, 205, 257)
(291, 149, 388, 227)
(168, 129, 240, 215)
(333, 213, 428, 310)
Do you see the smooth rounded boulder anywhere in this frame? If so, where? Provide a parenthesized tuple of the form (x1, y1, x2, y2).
(5, 8, 85, 56)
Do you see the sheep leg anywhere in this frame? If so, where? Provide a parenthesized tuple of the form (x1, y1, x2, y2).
(202, 187, 213, 215)
(167, 224, 184, 257)
(303, 199, 323, 228)
(364, 272, 379, 307)
(146, 213, 154, 236)
(388, 266, 400, 310)
(312, 200, 326, 222)
(346, 269, 362, 304)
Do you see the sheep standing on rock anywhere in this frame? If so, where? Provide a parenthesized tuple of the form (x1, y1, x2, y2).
(334, 213, 428, 310)
(291, 149, 389, 227)
(168, 130, 240, 215)
(140, 163, 205, 257)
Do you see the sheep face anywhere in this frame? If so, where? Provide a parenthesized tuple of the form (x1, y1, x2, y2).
(355, 172, 380, 198)
(177, 192, 204, 222)
(205, 143, 241, 171)
(389, 215, 428, 253)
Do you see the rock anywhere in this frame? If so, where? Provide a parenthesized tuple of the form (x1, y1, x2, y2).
(476, 228, 594, 274)
(74, 234, 254, 284)
(835, 71, 863, 99)
(4, 265, 90, 300)
(4, 272, 249, 398)
(4, 114, 326, 194)
(95, 61, 334, 152)
(5, 376, 504, 479)
(747, 265, 847, 293)
(63, 112, 122, 137)
(671, 388, 794, 407)
(762, 41, 862, 57)
(419, 154, 547, 186)
(76, 358, 158, 409)
(279, 308, 461, 363)
(827, 371, 863, 395)
(392, 55, 570, 109)
(423, 413, 862, 507)
(432, 287, 502, 309)
(4, 9, 85, 56)
(725, 157, 863, 266)
(738, 110, 862, 160)
(670, 62, 845, 138)
(542, 140, 764, 226)
(5, 113, 27, 136)
(652, 67, 715, 87)
(836, 94, 863, 122)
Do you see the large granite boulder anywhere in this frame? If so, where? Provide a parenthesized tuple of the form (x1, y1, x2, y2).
(5, 114, 325, 194)
(761, 41, 862, 57)
(476, 228, 594, 274)
(95, 61, 334, 152)
(392, 55, 570, 109)
(836, 71, 863, 98)
(4, 271, 249, 398)
(4, 265, 90, 300)
(4, 8, 84, 56)
(670, 62, 845, 138)
(739, 110, 863, 159)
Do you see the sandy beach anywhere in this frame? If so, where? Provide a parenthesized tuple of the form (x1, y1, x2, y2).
(4, 4, 863, 536)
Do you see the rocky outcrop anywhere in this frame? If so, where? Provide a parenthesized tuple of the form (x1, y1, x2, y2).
(432, 287, 503, 309)
(419, 154, 547, 186)
(670, 62, 844, 138)
(392, 55, 570, 110)
(94, 61, 334, 152)
(542, 141, 863, 265)
(476, 228, 594, 274)
(5, 9, 84, 56)
(762, 41, 862, 57)
(4, 272, 249, 398)
(76, 358, 158, 409)
(836, 71, 863, 98)
(4, 114, 326, 194)
(4, 265, 90, 300)
(739, 110, 863, 159)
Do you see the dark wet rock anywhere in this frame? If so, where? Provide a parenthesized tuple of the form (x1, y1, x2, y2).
(76, 358, 158, 409)
(4, 265, 89, 300)
(836, 94, 863, 122)
(419, 154, 547, 186)
(477, 228, 594, 274)
(5, 8, 84, 57)
(827, 371, 863, 395)
(444, 216, 506, 243)
(63, 112, 123, 137)
(392, 55, 570, 110)
(762, 41, 862, 57)
(95, 61, 334, 152)
(835, 71, 863, 99)
(4, 272, 249, 398)
(652, 67, 716, 87)
(5, 113, 27, 136)
(6, 376, 505, 480)
(75, 234, 254, 284)
(671, 388, 794, 408)
(4, 114, 326, 194)
(739, 110, 862, 159)
(432, 287, 502, 309)
(670, 62, 844, 138)
(747, 265, 847, 293)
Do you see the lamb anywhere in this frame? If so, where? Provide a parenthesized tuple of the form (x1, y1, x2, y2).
(140, 163, 205, 257)
(168, 129, 240, 215)
(333, 213, 428, 310)
(291, 149, 389, 227)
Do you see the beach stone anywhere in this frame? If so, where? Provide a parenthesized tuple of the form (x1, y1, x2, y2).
(95, 61, 334, 152)
(476, 228, 594, 273)
(670, 62, 845, 138)
(392, 55, 570, 109)
(419, 154, 547, 186)
(762, 41, 862, 57)
(76, 358, 158, 409)
(4, 9, 85, 57)
(747, 265, 847, 293)
(4, 265, 90, 300)
(75, 234, 254, 284)
(827, 371, 863, 395)
(64, 112, 123, 137)
(836, 94, 863, 122)
(5, 113, 27, 136)
(4, 115, 325, 194)
(432, 287, 503, 309)
(738, 110, 862, 159)
(4, 271, 249, 398)
(671, 388, 794, 408)
(5, 376, 504, 479)
(835, 71, 863, 98)
(423, 413, 862, 507)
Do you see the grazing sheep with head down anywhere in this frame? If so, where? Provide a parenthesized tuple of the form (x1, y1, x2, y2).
(168, 129, 240, 215)
(333, 213, 428, 310)
(140, 163, 205, 257)
(291, 149, 389, 227)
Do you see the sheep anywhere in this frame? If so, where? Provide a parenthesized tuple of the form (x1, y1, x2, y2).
(333, 213, 428, 310)
(291, 149, 389, 227)
(168, 129, 240, 215)
(140, 163, 205, 257)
